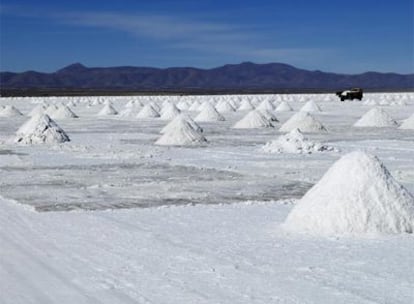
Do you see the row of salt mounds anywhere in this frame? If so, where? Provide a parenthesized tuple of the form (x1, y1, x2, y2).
(160, 114, 203, 134)
(399, 113, 414, 130)
(160, 103, 181, 120)
(353, 107, 398, 127)
(137, 104, 160, 119)
(300, 100, 322, 112)
(98, 103, 118, 116)
(49, 104, 78, 119)
(0, 105, 23, 117)
(14, 114, 70, 144)
(195, 103, 225, 122)
(283, 151, 414, 236)
(233, 110, 274, 129)
(262, 128, 335, 154)
(155, 116, 207, 146)
(280, 111, 327, 133)
(275, 101, 293, 112)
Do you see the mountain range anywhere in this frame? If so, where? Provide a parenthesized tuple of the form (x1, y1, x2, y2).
(1, 62, 413, 91)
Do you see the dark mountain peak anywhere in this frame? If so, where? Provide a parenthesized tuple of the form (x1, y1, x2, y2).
(56, 63, 88, 74)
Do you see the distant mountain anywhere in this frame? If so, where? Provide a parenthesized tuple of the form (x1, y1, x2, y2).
(1, 62, 413, 91)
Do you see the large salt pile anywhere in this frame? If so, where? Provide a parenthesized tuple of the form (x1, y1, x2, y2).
(300, 100, 322, 112)
(233, 110, 274, 129)
(98, 103, 118, 116)
(353, 107, 398, 127)
(258, 109, 278, 122)
(399, 113, 414, 130)
(136, 104, 160, 119)
(49, 105, 78, 119)
(275, 101, 293, 112)
(160, 103, 181, 120)
(262, 128, 335, 154)
(257, 99, 275, 111)
(280, 111, 327, 133)
(283, 151, 414, 236)
(160, 114, 202, 134)
(0, 105, 23, 117)
(195, 103, 225, 122)
(155, 117, 207, 146)
(15, 114, 70, 144)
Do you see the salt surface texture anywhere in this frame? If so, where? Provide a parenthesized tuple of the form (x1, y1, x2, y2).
(262, 128, 335, 154)
(283, 151, 414, 236)
(279, 111, 327, 133)
(353, 107, 398, 127)
(15, 114, 70, 144)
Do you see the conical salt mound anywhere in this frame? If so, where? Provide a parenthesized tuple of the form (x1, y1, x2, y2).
(216, 100, 236, 113)
(275, 101, 293, 112)
(160, 103, 181, 120)
(280, 111, 327, 133)
(15, 114, 70, 144)
(232, 110, 274, 129)
(353, 107, 398, 127)
(237, 100, 255, 111)
(399, 113, 414, 130)
(0, 105, 23, 117)
(28, 104, 46, 117)
(188, 101, 201, 111)
(161, 114, 203, 134)
(177, 100, 190, 111)
(283, 151, 414, 235)
(155, 118, 207, 146)
(262, 128, 334, 154)
(194, 103, 225, 122)
(49, 105, 78, 119)
(300, 101, 322, 112)
(136, 104, 160, 119)
(258, 109, 279, 122)
(119, 106, 138, 118)
(98, 103, 118, 116)
(257, 99, 275, 111)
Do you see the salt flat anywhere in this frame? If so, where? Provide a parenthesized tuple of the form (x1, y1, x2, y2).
(0, 93, 413, 303)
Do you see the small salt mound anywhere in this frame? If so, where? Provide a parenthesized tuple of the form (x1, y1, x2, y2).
(160, 114, 202, 134)
(49, 105, 78, 119)
(353, 107, 398, 127)
(194, 103, 225, 122)
(238, 100, 255, 111)
(98, 103, 118, 116)
(262, 128, 335, 154)
(283, 151, 414, 235)
(155, 118, 207, 146)
(275, 101, 293, 112)
(28, 104, 46, 117)
(136, 104, 160, 119)
(160, 103, 181, 120)
(258, 109, 279, 122)
(257, 99, 275, 111)
(233, 110, 274, 129)
(0, 105, 23, 117)
(216, 100, 236, 113)
(280, 111, 327, 133)
(300, 101, 322, 112)
(15, 114, 70, 144)
(399, 113, 414, 130)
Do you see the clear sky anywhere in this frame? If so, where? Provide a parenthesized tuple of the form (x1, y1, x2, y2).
(1, 0, 413, 74)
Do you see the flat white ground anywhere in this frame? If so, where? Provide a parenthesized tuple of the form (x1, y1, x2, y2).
(1, 93, 413, 303)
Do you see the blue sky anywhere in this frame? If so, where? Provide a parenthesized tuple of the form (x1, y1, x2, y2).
(1, 0, 413, 74)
